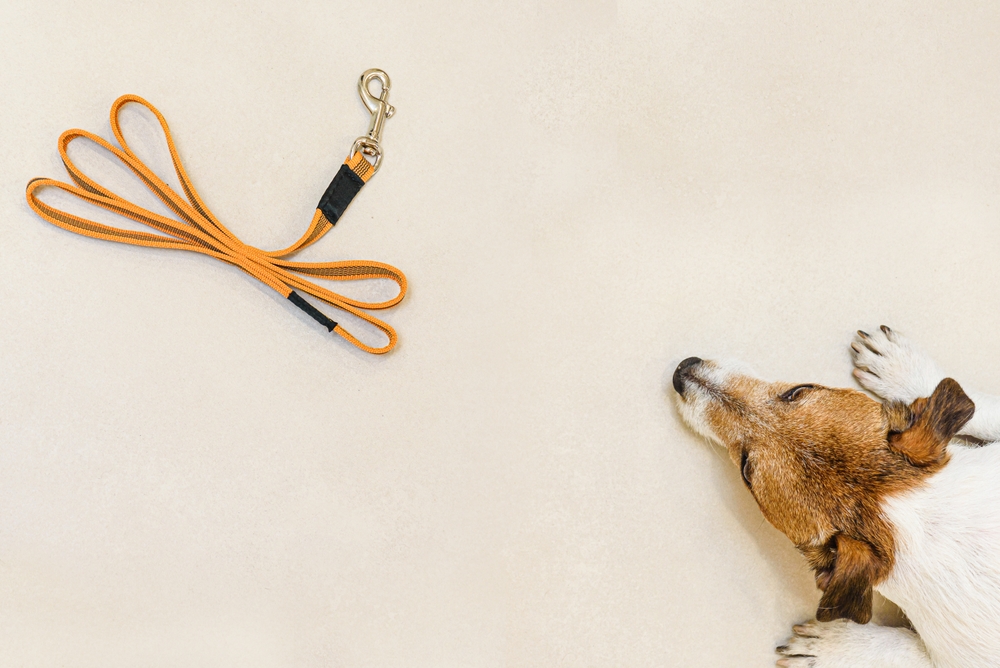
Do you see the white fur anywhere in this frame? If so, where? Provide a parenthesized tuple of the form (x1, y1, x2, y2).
(878, 444, 1000, 668)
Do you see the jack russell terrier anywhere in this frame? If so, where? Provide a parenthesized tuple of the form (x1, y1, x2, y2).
(672, 326, 1000, 668)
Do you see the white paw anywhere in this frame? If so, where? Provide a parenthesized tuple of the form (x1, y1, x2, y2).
(851, 326, 944, 404)
(776, 620, 860, 667)
(776, 620, 929, 668)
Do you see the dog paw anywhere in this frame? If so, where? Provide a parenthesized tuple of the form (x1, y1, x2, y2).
(851, 326, 944, 404)
(776, 620, 929, 668)
(776, 620, 855, 668)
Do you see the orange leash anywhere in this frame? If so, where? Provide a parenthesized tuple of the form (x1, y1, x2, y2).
(26, 70, 407, 354)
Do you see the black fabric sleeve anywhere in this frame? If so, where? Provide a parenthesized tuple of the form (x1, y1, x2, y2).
(287, 291, 337, 331)
(316, 164, 365, 226)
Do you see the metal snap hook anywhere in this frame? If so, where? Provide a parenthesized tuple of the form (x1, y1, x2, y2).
(352, 69, 394, 173)
(358, 69, 394, 122)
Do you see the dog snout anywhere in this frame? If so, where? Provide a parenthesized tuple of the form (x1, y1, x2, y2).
(673, 357, 703, 395)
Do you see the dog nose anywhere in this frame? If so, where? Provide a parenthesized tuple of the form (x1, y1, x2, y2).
(673, 357, 703, 394)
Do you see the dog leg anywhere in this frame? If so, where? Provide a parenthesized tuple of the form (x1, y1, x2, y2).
(851, 326, 1000, 442)
(776, 620, 933, 668)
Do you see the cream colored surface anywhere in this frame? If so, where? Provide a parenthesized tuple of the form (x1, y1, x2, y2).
(1, 1, 998, 666)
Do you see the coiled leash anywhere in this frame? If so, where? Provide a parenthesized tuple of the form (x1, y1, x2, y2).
(26, 69, 407, 354)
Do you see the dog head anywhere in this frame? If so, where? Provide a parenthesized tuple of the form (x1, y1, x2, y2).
(672, 357, 974, 623)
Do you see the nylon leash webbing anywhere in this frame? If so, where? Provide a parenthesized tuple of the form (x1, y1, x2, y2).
(25, 69, 406, 354)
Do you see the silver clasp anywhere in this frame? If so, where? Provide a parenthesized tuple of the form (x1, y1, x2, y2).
(352, 68, 394, 173)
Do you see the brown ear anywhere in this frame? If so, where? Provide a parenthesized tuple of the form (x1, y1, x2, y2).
(815, 534, 882, 624)
(889, 378, 975, 466)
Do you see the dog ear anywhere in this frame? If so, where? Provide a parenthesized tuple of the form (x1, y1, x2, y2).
(815, 534, 882, 624)
(889, 378, 975, 466)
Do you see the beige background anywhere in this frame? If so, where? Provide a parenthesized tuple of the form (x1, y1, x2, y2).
(1, 1, 999, 666)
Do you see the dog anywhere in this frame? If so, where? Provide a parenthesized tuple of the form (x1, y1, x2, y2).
(672, 326, 1000, 668)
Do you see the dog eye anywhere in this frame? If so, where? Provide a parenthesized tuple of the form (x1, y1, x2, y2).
(740, 450, 752, 490)
(780, 384, 816, 402)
